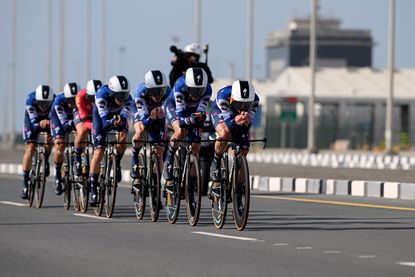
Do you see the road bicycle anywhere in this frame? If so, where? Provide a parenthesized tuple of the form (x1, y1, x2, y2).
(210, 138, 266, 230)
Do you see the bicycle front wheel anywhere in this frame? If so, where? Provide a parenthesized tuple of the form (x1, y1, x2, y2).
(232, 155, 250, 231)
(211, 155, 229, 229)
(79, 152, 89, 213)
(34, 153, 46, 208)
(133, 153, 146, 220)
(148, 153, 161, 222)
(165, 150, 182, 224)
(94, 177, 105, 216)
(185, 154, 201, 226)
(105, 154, 117, 218)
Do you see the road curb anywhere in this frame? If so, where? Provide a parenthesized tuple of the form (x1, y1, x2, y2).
(2, 162, 414, 200)
(248, 174, 415, 200)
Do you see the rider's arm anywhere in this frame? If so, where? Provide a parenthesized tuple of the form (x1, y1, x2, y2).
(26, 96, 40, 131)
(216, 97, 235, 128)
(248, 94, 260, 121)
(120, 95, 132, 122)
(96, 97, 114, 130)
(55, 103, 72, 131)
(196, 84, 212, 114)
(76, 90, 89, 121)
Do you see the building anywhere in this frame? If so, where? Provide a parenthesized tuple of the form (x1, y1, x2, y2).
(265, 17, 373, 79)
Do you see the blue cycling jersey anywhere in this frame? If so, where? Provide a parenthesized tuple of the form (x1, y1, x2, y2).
(24, 91, 52, 132)
(130, 82, 171, 127)
(94, 85, 132, 130)
(164, 75, 212, 127)
(50, 93, 76, 132)
(211, 85, 259, 129)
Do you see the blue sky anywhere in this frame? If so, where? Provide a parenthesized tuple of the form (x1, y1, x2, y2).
(0, 0, 414, 132)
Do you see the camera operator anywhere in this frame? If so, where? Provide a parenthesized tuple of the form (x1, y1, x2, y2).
(169, 43, 213, 87)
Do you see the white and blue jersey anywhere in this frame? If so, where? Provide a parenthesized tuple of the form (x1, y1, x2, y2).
(131, 83, 171, 127)
(23, 92, 53, 142)
(211, 85, 259, 150)
(50, 93, 76, 139)
(165, 75, 212, 128)
(92, 85, 132, 148)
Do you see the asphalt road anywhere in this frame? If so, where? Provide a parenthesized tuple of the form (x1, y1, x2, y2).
(1, 175, 415, 277)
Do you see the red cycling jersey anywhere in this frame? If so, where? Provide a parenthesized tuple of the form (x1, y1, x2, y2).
(75, 89, 94, 130)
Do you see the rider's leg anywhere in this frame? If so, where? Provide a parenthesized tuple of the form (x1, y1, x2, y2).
(21, 142, 36, 199)
(210, 122, 231, 182)
(89, 147, 105, 205)
(163, 120, 185, 181)
(74, 122, 88, 175)
(53, 137, 66, 195)
(114, 131, 128, 182)
(131, 122, 145, 178)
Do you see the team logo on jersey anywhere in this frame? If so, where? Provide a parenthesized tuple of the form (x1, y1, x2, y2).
(240, 81, 250, 99)
(136, 100, 142, 109)
(176, 95, 183, 104)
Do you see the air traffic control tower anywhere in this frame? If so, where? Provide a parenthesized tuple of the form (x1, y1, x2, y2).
(265, 17, 373, 79)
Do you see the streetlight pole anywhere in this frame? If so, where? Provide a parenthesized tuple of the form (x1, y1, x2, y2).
(47, 0, 52, 85)
(85, 0, 91, 83)
(58, 0, 65, 89)
(195, 0, 201, 45)
(385, 0, 395, 154)
(246, 0, 253, 82)
(307, 0, 317, 153)
(100, 0, 107, 81)
(9, 0, 17, 147)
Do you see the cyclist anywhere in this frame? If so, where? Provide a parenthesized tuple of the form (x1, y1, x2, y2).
(169, 42, 213, 87)
(130, 70, 170, 188)
(21, 85, 54, 199)
(73, 80, 102, 176)
(50, 82, 81, 195)
(209, 80, 259, 188)
(89, 75, 132, 206)
(163, 67, 212, 185)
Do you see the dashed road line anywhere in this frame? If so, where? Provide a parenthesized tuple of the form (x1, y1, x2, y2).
(73, 213, 111, 220)
(273, 243, 289, 246)
(0, 201, 26, 207)
(297, 247, 313, 250)
(397, 262, 415, 267)
(358, 255, 376, 259)
(325, 250, 342, 254)
(191, 231, 258, 241)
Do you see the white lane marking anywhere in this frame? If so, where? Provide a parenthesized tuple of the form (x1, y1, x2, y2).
(358, 255, 376, 259)
(397, 262, 415, 267)
(191, 231, 258, 241)
(297, 247, 313, 250)
(273, 243, 289, 246)
(73, 213, 111, 220)
(0, 201, 26, 207)
(325, 251, 342, 254)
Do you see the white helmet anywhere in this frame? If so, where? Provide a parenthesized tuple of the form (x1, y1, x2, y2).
(86, 79, 102, 99)
(35, 85, 54, 109)
(185, 68, 207, 98)
(184, 42, 202, 56)
(108, 75, 130, 101)
(144, 70, 167, 97)
(63, 82, 81, 104)
(230, 80, 255, 111)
